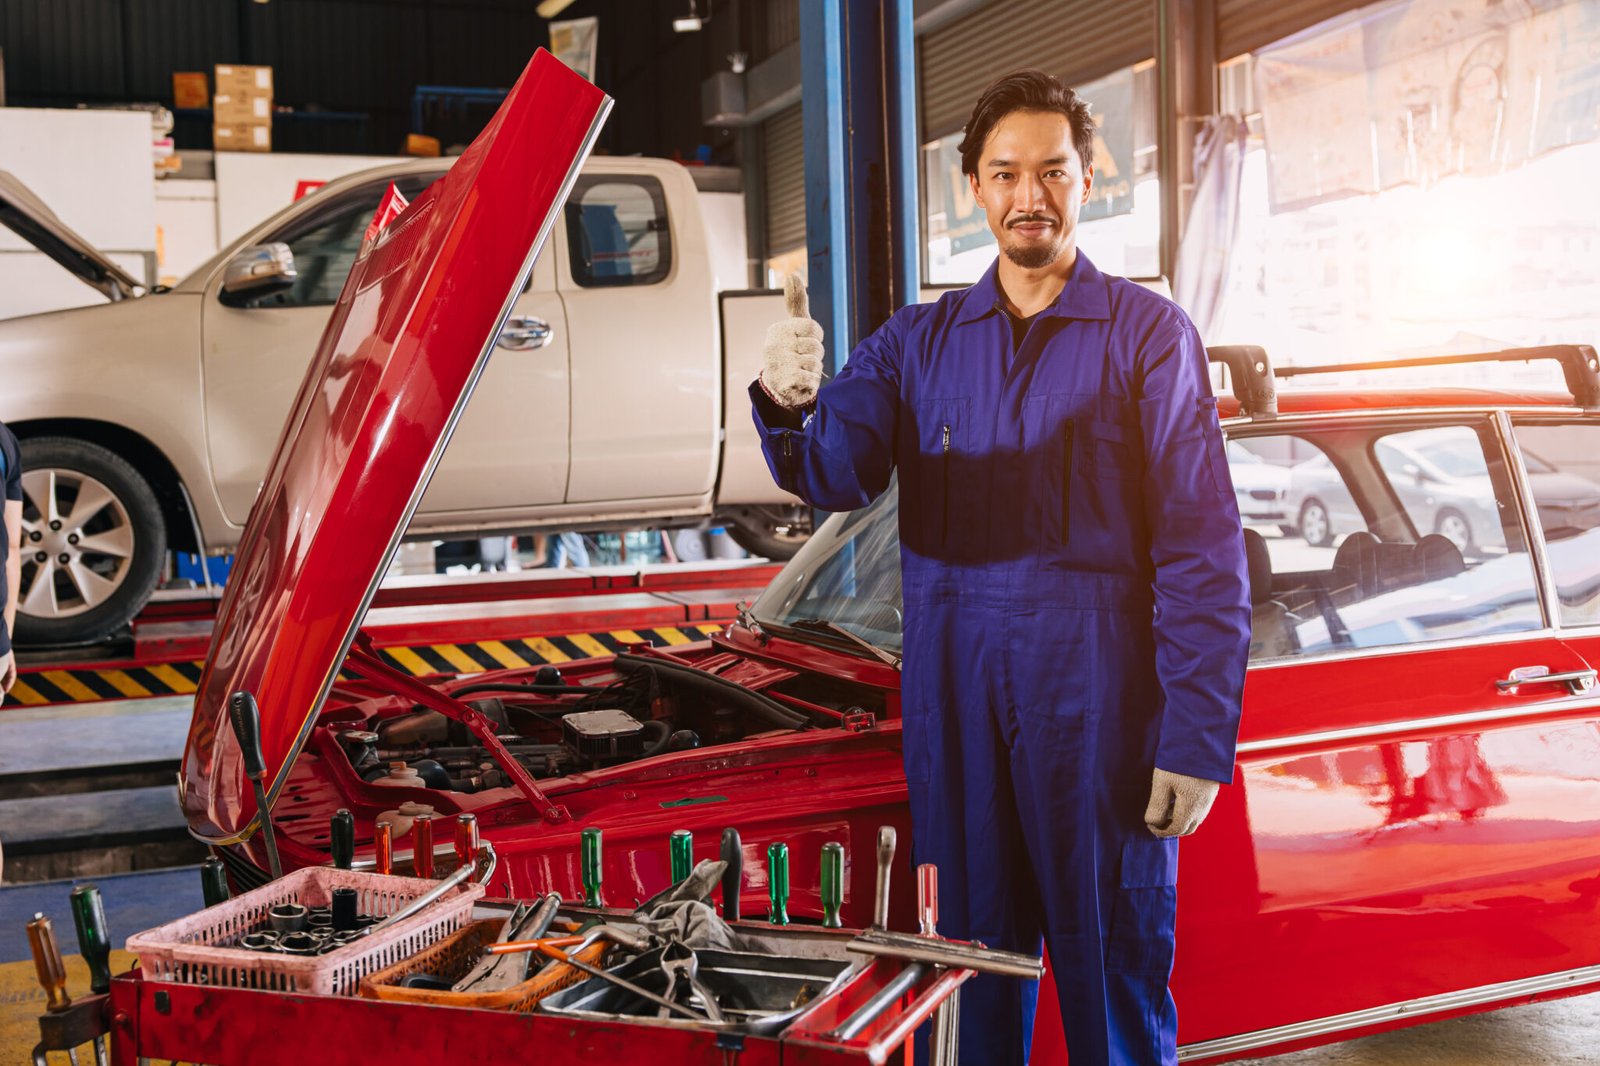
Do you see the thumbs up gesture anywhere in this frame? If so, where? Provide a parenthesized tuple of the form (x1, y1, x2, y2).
(760, 273, 824, 409)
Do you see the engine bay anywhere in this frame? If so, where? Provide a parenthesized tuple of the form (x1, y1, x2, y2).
(335, 652, 823, 794)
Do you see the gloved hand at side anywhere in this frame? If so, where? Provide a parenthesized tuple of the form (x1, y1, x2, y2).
(760, 273, 824, 409)
(1144, 767, 1220, 838)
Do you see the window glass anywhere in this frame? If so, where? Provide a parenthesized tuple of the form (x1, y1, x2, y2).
(1236, 422, 1541, 662)
(1512, 422, 1600, 627)
(565, 176, 671, 287)
(256, 178, 434, 308)
(921, 62, 1158, 285)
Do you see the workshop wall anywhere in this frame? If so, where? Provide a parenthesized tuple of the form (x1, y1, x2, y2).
(0, 0, 741, 160)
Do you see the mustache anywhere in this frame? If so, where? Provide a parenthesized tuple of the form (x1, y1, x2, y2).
(1006, 214, 1057, 228)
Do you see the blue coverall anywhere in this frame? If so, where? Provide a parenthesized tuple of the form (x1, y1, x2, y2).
(751, 254, 1250, 1064)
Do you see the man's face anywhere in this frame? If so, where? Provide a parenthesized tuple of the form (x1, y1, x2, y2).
(969, 109, 1093, 270)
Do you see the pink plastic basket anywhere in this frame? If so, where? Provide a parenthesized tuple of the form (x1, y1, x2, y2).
(125, 866, 483, 996)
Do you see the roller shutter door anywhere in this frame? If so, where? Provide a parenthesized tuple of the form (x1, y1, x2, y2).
(762, 105, 806, 255)
(918, 0, 1155, 139)
(1215, 0, 1370, 62)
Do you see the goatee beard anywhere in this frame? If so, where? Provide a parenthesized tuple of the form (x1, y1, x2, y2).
(1003, 241, 1062, 269)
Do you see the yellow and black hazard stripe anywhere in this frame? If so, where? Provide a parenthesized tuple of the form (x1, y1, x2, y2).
(2, 624, 727, 708)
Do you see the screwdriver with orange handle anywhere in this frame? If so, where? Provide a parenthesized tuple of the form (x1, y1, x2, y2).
(482, 935, 585, 956)
(27, 912, 81, 1066)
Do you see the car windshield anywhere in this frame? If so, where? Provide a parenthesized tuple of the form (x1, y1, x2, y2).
(1416, 439, 1487, 479)
(749, 480, 905, 653)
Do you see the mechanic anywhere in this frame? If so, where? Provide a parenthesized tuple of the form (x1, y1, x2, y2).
(751, 70, 1249, 1064)
(0, 419, 20, 699)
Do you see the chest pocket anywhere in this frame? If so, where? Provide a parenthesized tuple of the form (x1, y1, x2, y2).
(1081, 418, 1143, 483)
(909, 398, 970, 553)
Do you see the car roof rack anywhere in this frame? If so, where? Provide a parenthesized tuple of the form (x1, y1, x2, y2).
(1207, 345, 1278, 420)
(1275, 344, 1600, 413)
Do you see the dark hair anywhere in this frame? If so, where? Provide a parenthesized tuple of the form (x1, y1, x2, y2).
(957, 69, 1095, 176)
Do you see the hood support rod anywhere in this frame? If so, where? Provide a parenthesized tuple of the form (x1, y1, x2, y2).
(344, 644, 571, 824)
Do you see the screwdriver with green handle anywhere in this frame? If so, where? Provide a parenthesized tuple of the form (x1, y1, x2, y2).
(69, 886, 112, 1066)
(581, 827, 604, 907)
(670, 829, 693, 884)
(767, 842, 790, 925)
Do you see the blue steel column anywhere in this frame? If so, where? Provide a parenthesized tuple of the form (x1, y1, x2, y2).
(800, 0, 920, 377)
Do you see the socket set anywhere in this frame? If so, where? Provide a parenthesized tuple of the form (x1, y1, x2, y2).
(227, 891, 379, 955)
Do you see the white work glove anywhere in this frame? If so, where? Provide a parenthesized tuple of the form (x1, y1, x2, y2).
(1144, 767, 1220, 838)
(0, 649, 13, 694)
(760, 272, 824, 409)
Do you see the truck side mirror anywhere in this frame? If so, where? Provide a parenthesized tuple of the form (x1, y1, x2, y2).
(220, 242, 298, 305)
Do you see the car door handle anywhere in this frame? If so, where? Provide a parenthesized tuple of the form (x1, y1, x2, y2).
(496, 315, 553, 350)
(1496, 666, 1598, 695)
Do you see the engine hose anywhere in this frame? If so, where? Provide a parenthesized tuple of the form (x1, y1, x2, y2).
(640, 718, 673, 756)
(610, 653, 811, 731)
(449, 682, 589, 699)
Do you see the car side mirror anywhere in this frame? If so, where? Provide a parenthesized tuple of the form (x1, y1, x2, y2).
(220, 243, 298, 306)
(1401, 462, 1426, 485)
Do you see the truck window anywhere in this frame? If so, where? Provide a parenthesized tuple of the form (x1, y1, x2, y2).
(1511, 421, 1600, 627)
(1233, 422, 1541, 662)
(251, 177, 434, 308)
(564, 175, 671, 288)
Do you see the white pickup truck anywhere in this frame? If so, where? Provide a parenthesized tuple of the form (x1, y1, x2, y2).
(0, 158, 802, 644)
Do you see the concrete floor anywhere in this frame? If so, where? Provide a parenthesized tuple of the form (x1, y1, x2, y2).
(1251, 992, 1600, 1063)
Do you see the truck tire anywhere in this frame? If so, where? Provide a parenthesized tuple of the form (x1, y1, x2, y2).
(722, 505, 812, 560)
(12, 437, 167, 646)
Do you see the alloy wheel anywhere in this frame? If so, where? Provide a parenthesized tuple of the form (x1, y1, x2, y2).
(18, 467, 137, 619)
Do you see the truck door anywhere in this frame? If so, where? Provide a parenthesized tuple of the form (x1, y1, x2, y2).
(200, 176, 571, 526)
(557, 170, 719, 505)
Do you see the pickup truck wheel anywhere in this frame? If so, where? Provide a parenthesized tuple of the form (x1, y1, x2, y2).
(722, 506, 812, 560)
(13, 437, 167, 646)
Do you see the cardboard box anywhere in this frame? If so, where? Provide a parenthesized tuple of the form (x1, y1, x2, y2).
(214, 64, 273, 97)
(213, 123, 271, 152)
(172, 72, 208, 109)
(212, 92, 272, 125)
(403, 133, 441, 157)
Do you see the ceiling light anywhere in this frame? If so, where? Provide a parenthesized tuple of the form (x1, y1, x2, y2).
(673, 0, 706, 32)
(536, 0, 578, 17)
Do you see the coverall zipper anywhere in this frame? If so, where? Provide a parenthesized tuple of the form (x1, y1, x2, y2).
(1062, 422, 1074, 543)
(942, 424, 951, 543)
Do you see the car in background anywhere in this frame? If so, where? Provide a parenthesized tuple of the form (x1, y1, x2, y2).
(1226, 439, 1292, 528)
(1285, 426, 1502, 551)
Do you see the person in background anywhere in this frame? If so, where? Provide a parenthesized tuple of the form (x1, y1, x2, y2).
(0, 420, 21, 696)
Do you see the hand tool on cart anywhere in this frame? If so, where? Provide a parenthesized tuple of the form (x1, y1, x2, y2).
(582, 826, 604, 907)
(228, 690, 283, 879)
(330, 809, 355, 870)
(657, 940, 725, 1022)
(454, 813, 479, 869)
(69, 886, 112, 1066)
(454, 893, 561, 993)
(918, 865, 958, 1066)
(873, 825, 896, 929)
(483, 935, 584, 955)
(413, 813, 436, 878)
(366, 841, 495, 937)
(821, 841, 844, 929)
(532, 939, 706, 1021)
(27, 913, 81, 1066)
(374, 820, 394, 875)
(720, 827, 742, 921)
(670, 829, 694, 884)
(200, 857, 230, 907)
(768, 842, 790, 925)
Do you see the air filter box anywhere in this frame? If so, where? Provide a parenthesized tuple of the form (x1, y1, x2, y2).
(563, 708, 645, 766)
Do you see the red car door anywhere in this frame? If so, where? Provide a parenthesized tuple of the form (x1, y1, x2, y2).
(1174, 413, 1600, 1060)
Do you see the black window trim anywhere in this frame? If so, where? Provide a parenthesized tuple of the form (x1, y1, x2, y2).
(563, 172, 673, 289)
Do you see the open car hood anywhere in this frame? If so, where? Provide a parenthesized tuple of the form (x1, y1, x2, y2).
(180, 51, 611, 844)
(0, 170, 143, 301)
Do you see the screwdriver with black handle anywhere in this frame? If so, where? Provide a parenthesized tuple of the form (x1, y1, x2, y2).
(69, 886, 112, 1066)
(27, 912, 81, 1066)
(229, 690, 283, 879)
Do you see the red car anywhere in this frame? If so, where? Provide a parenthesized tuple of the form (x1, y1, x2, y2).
(178, 51, 1600, 1063)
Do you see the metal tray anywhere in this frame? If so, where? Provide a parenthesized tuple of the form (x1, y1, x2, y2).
(537, 945, 856, 1035)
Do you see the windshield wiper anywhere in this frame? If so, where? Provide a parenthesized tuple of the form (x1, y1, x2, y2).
(788, 617, 902, 671)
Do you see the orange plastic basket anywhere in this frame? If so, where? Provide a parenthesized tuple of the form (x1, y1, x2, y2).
(358, 917, 608, 1011)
